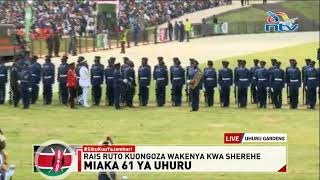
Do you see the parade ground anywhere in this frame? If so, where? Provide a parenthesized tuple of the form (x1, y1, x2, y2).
(1, 38, 319, 179)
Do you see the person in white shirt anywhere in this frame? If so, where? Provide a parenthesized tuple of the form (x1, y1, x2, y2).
(79, 58, 90, 107)
(103, 29, 109, 50)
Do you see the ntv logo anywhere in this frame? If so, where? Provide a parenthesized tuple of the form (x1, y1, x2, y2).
(265, 11, 299, 32)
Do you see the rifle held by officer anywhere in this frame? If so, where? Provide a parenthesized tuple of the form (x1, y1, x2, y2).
(286, 85, 290, 104)
(302, 83, 305, 105)
(268, 88, 271, 104)
(234, 85, 237, 104)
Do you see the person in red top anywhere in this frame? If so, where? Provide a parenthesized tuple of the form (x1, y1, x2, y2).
(67, 62, 77, 109)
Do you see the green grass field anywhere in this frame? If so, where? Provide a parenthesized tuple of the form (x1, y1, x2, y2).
(216, 1, 320, 23)
(0, 42, 319, 180)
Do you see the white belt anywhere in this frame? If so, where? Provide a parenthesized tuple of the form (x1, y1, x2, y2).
(239, 78, 248, 81)
(274, 78, 283, 81)
(0, 74, 5, 77)
(129, 77, 134, 80)
(44, 76, 52, 79)
(258, 78, 266, 81)
(32, 74, 37, 76)
(173, 77, 181, 80)
(140, 77, 148, 80)
(157, 78, 165, 80)
(93, 76, 101, 78)
(222, 78, 230, 80)
(206, 78, 214, 80)
(290, 79, 299, 82)
(21, 80, 28, 83)
(308, 77, 316, 80)
(107, 77, 114, 79)
(252, 77, 256, 80)
(59, 75, 67, 77)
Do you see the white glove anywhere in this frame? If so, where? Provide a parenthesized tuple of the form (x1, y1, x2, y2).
(255, 86, 258, 90)
(28, 88, 32, 92)
(305, 86, 308, 90)
(147, 86, 150, 88)
(123, 79, 128, 83)
(187, 80, 191, 84)
(17, 80, 21, 85)
(271, 88, 274, 92)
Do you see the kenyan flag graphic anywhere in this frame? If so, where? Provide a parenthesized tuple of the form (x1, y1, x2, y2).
(35, 142, 73, 178)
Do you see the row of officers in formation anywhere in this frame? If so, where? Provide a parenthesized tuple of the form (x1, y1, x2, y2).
(0, 55, 319, 111)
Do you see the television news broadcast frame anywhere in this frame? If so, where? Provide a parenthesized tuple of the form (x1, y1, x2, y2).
(0, 0, 319, 179)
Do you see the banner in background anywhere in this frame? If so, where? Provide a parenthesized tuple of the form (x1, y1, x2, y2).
(24, 5, 32, 42)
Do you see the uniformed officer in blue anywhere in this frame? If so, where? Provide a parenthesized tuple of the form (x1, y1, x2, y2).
(57, 55, 69, 105)
(235, 60, 250, 108)
(302, 58, 311, 105)
(170, 57, 185, 106)
(124, 60, 136, 107)
(250, 59, 259, 104)
(0, 60, 7, 105)
(42, 55, 55, 105)
(305, 61, 319, 109)
(19, 62, 32, 109)
(121, 57, 130, 104)
(286, 59, 301, 109)
(233, 59, 242, 103)
(153, 57, 168, 107)
(113, 63, 123, 109)
(10, 61, 20, 107)
(91, 56, 104, 106)
(218, 61, 233, 107)
(203, 60, 217, 107)
(185, 58, 195, 104)
(29, 55, 41, 104)
(270, 61, 285, 109)
(255, 60, 269, 108)
(105, 57, 116, 106)
(138, 57, 151, 106)
(188, 60, 203, 111)
(268, 58, 278, 104)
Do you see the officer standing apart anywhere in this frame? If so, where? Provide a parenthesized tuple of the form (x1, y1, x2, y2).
(113, 63, 123, 109)
(120, 29, 128, 54)
(270, 61, 285, 109)
(105, 57, 116, 106)
(305, 61, 319, 109)
(57, 55, 69, 105)
(188, 60, 203, 112)
(235, 60, 250, 108)
(170, 58, 185, 106)
(91, 56, 104, 106)
(0, 60, 7, 105)
(19, 63, 32, 109)
(79, 58, 90, 107)
(29, 56, 41, 104)
(255, 61, 269, 108)
(185, 18, 192, 42)
(153, 57, 168, 107)
(138, 58, 151, 106)
(250, 59, 259, 104)
(218, 61, 233, 107)
(287, 59, 301, 109)
(203, 60, 217, 107)
(42, 56, 55, 105)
